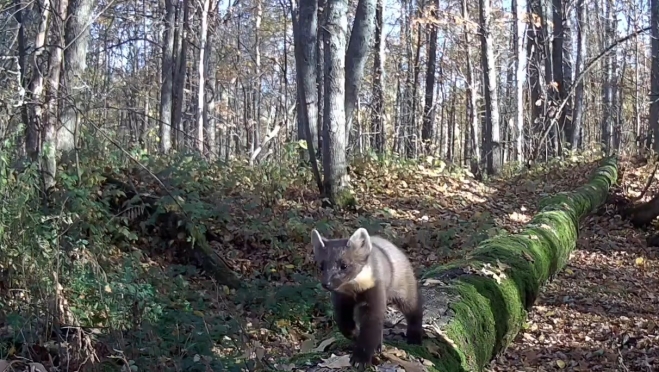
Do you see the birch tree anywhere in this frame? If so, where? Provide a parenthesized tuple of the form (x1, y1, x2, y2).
(479, 0, 501, 175)
(513, 0, 525, 162)
(571, 0, 586, 150)
(58, 0, 94, 153)
(159, 0, 176, 154)
(196, 0, 211, 154)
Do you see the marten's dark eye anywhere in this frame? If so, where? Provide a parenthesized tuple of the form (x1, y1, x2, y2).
(319, 262, 325, 271)
(339, 262, 348, 271)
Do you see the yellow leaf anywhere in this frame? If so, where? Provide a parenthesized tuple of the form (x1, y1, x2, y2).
(285, 264, 295, 269)
(193, 310, 204, 317)
(104, 284, 112, 293)
(636, 257, 645, 266)
(556, 359, 566, 369)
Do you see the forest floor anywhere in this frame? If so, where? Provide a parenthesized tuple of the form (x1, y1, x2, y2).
(487, 160, 659, 372)
(193, 155, 659, 371)
(211, 156, 659, 372)
(3, 154, 659, 372)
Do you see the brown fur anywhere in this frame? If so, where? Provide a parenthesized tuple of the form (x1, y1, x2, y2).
(311, 228, 424, 368)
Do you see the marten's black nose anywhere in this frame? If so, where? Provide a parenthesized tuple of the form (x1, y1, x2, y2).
(322, 282, 331, 290)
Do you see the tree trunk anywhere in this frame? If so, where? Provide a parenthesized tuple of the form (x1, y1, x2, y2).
(527, 0, 545, 154)
(42, 0, 69, 190)
(292, 0, 323, 191)
(370, 0, 385, 154)
(204, 9, 216, 159)
(409, 26, 423, 158)
(422, 0, 439, 155)
(317, 0, 325, 157)
(562, 3, 574, 149)
(172, 0, 188, 150)
(14, 0, 29, 156)
(571, 0, 586, 150)
(344, 0, 375, 145)
(599, 0, 612, 154)
(512, 0, 525, 163)
(479, 0, 501, 175)
(159, 0, 175, 154)
(251, 0, 263, 162)
(58, 0, 93, 153)
(322, 0, 349, 205)
(26, 0, 51, 160)
(462, 0, 480, 175)
(551, 0, 565, 152)
(196, 0, 211, 154)
(652, 0, 659, 153)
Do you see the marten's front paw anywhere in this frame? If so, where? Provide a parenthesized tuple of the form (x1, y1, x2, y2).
(406, 327, 423, 345)
(350, 345, 375, 370)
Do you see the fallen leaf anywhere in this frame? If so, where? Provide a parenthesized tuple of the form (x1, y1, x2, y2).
(318, 354, 352, 368)
(313, 336, 336, 352)
(382, 351, 427, 372)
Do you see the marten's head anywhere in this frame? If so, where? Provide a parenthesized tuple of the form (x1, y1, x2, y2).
(310, 228, 375, 295)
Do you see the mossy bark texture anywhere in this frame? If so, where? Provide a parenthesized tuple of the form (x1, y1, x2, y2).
(412, 157, 618, 372)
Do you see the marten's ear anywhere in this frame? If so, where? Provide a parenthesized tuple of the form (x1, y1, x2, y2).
(311, 229, 326, 260)
(348, 228, 372, 257)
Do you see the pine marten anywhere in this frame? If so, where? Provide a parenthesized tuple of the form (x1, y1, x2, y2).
(311, 228, 423, 368)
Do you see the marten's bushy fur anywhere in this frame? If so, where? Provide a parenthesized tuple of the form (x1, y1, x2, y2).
(311, 228, 423, 368)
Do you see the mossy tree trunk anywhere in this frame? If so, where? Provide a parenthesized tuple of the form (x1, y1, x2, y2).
(406, 157, 618, 372)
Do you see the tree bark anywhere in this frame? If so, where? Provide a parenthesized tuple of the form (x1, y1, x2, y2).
(26, 0, 51, 160)
(513, 0, 525, 162)
(196, 0, 211, 154)
(571, 0, 586, 150)
(292, 0, 323, 192)
(422, 0, 439, 154)
(479, 0, 501, 175)
(159, 0, 176, 154)
(172, 0, 188, 150)
(370, 0, 385, 154)
(322, 0, 349, 205)
(551, 0, 565, 150)
(344, 0, 375, 145)
(58, 0, 94, 153)
(650, 0, 659, 152)
(42, 0, 69, 190)
(461, 0, 480, 174)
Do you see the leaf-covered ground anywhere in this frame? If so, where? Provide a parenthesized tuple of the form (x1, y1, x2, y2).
(488, 160, 659, 372)
(208, 156, 659, 371)
(4, 154, 658, 372)
(189, 156, 626, 369)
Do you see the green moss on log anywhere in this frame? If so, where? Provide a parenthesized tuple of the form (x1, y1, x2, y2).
(410, 157, 618, 372)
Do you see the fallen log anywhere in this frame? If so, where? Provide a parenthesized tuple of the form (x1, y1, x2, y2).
(406, 156, 618, 372)
(625, 192, 659, 228)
